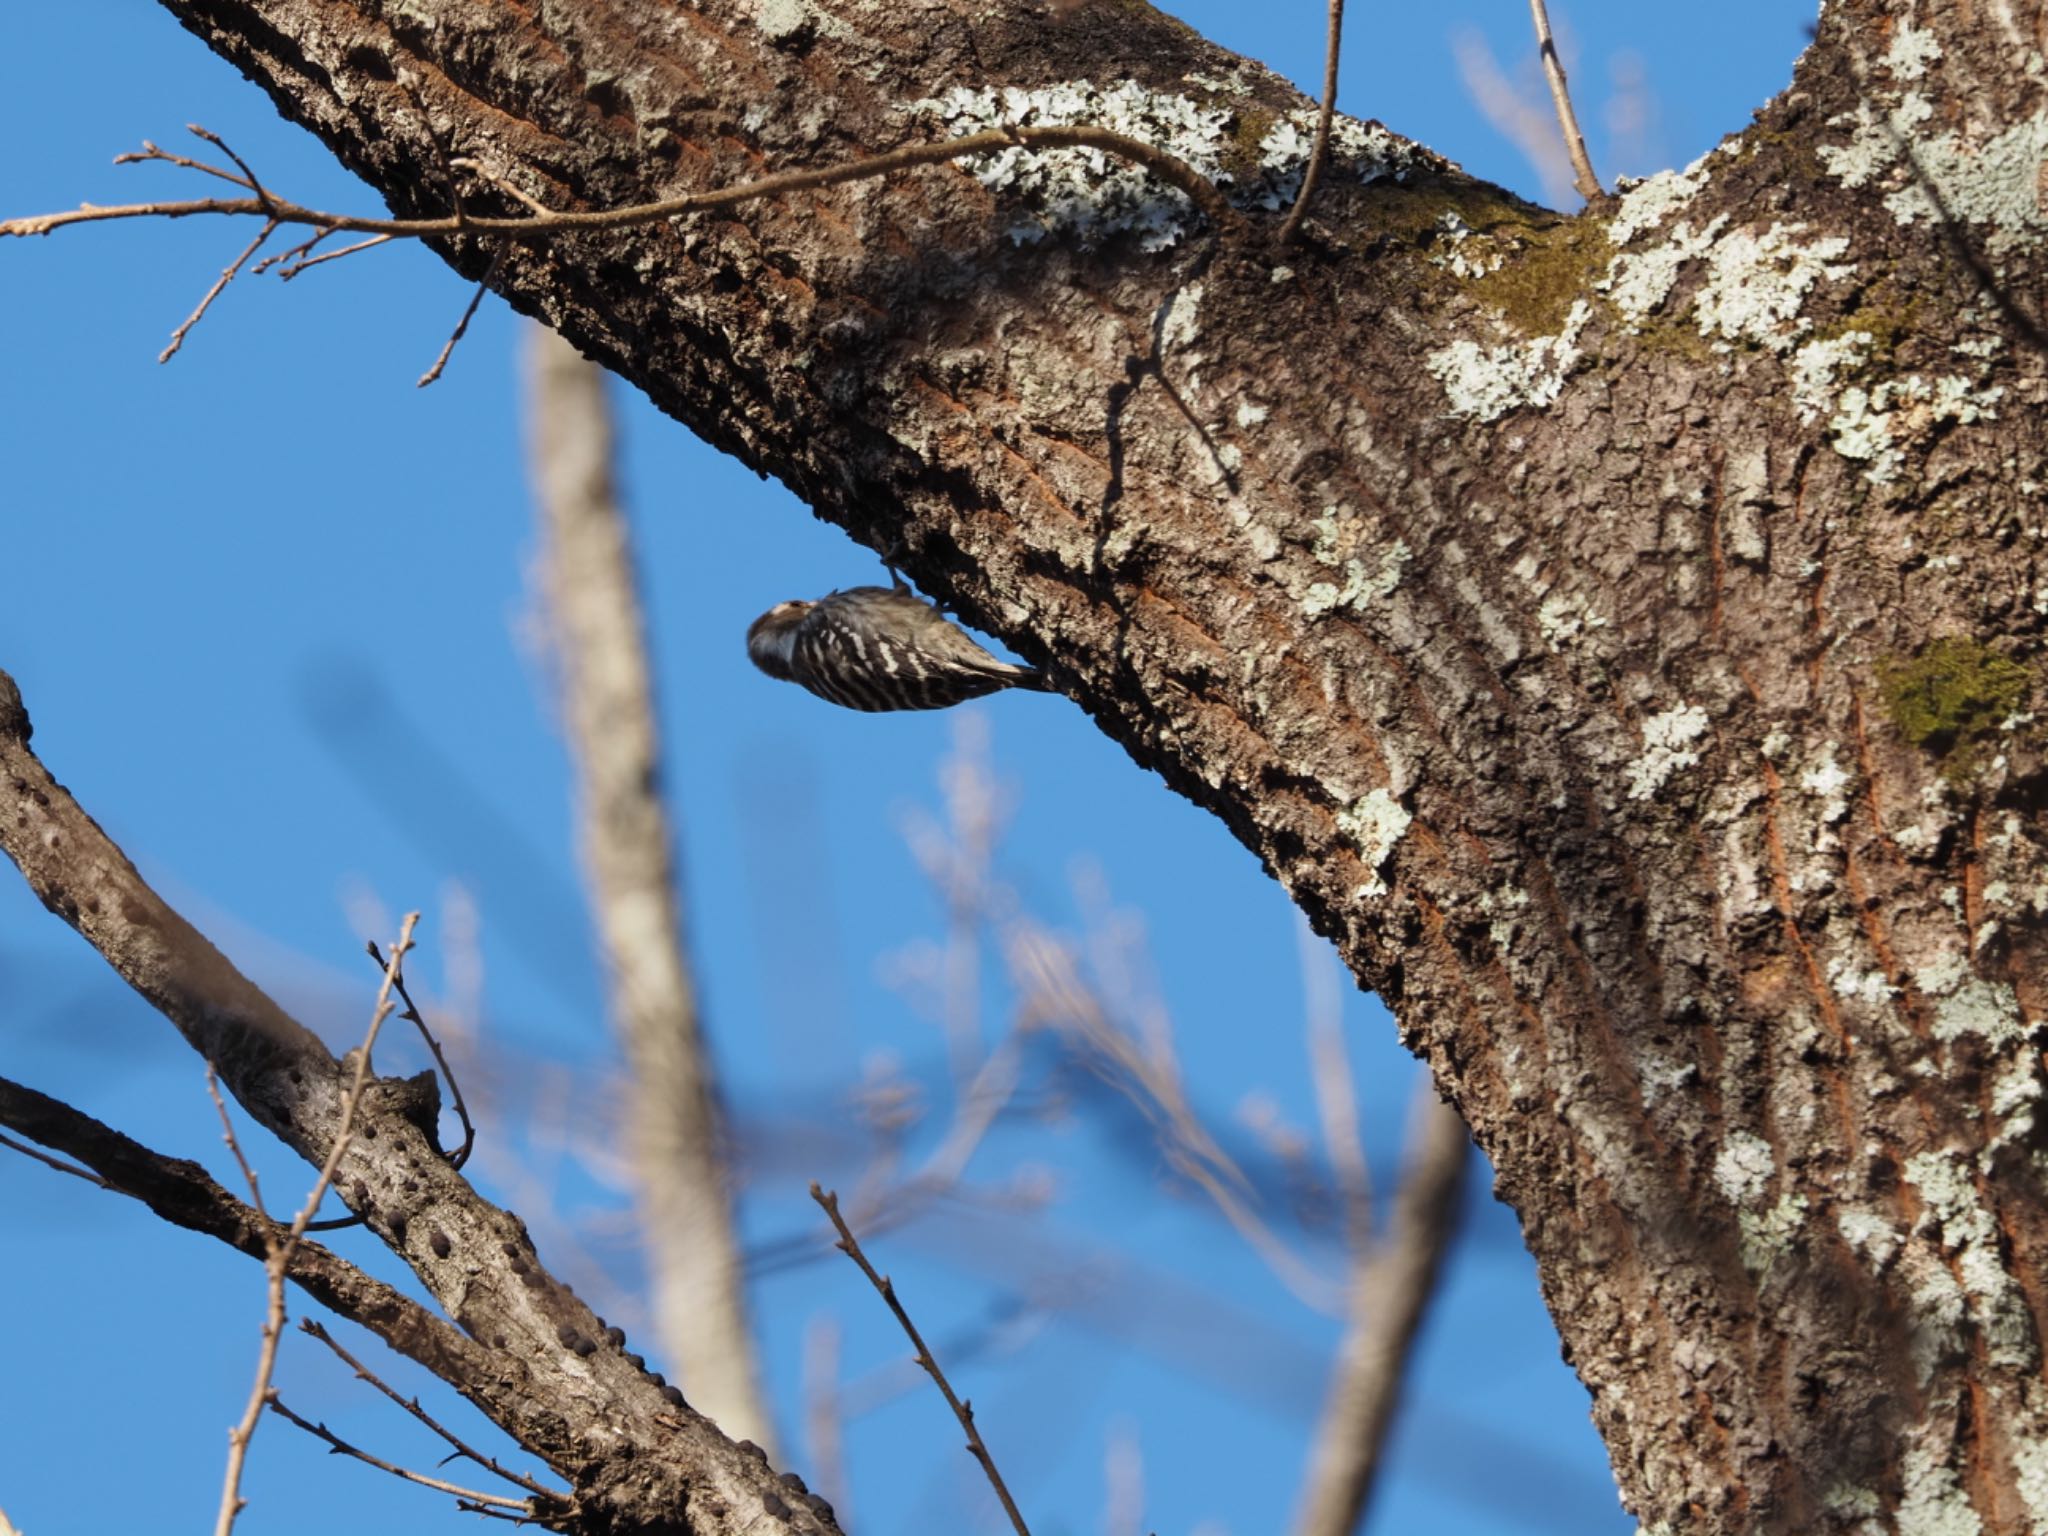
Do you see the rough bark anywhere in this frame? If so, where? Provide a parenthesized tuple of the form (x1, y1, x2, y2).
(30, 0, 2048, 1530)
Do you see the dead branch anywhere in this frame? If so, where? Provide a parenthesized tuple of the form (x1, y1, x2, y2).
(811, 1184, 1031, 1536)
(366, 937, 476, 1169)
(298, 1320, 557, 1497)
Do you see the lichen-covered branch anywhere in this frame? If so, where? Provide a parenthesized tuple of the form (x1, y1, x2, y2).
(10, 0, 2047, 1529)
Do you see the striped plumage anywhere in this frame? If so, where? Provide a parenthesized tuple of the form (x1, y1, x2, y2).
(746, 585, 1051, 712)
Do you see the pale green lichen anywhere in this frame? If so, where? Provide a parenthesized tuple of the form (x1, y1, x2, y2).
(1741, 1191, 1808, 1274)
(1906, 1151, 2038, 1371)
(1800, 744, 1853, 822)
(1537, 591, 1609, 647)
(1625, 703, 1711, 801)
(1689, 223, 1855, 352)
(1714, 1131, 1776, 1205)
(1337, 788, 1411, 898)
(1425, 302, 1590, 422)
(1897, 1444, 1983, 1536)
(1304, 509, 1411, 616)
(1838, 1207, 1901, 1270)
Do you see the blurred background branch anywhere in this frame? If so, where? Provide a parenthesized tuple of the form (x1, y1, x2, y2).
(525, 323, 771, 1447)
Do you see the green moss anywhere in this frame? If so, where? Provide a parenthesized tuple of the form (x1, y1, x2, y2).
(1465, 216, 1616, 337)
(1879, 637, 2033, 773)
(1219, 105, 1276, 181)
(1813, 283, 1922, 366)
(1629, 313, 1719, 363)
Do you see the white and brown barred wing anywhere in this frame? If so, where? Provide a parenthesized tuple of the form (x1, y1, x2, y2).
(790, 587, 1048, 712)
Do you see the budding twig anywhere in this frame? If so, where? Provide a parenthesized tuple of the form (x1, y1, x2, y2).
(811, 1182, 1031, 1536)
(161, 218, 276, 363)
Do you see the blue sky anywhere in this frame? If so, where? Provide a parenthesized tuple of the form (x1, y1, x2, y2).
(0, 4, 1815, 1533)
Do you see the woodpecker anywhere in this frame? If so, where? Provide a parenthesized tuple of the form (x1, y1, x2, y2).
(746, 585, 1051, 711)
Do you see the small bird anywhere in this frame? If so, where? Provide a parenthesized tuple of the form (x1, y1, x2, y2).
(746, 585, 1052, 711)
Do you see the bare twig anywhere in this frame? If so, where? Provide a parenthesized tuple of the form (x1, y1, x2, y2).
(280, 233, 394, 279)
(114, 133, 255, 191)
(252, 224, 331, 275)
(365, 938, 476, 1169)
(1291, 1087, 1468, 1536)
(5, 124, 1236, 244)
(297, 1320, 557, 1496)
(185, 125, 273, 209)
(418, 248, 504, 387)
(1277, 0, 1346, 245)
(811, 1184, 1031, 1536)
(450, 158, 556, 218)
(160, 218, 277, 363)
(0, 1129, 109, 1188)
(1528, 0, 1602, 200)
(267, 1394, 536, 1512)
(213, 915, 418, 1536)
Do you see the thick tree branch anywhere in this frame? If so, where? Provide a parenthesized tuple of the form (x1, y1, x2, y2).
(0, 1075, 485, 1384)
(13, 0, 2048, 1528)
(0, 670, 839, 1535)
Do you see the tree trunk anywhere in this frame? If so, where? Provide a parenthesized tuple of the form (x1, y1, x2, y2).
(137, 1, 2048, 1529)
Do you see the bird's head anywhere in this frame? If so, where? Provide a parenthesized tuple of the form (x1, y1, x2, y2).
(746, 599, 812, 680)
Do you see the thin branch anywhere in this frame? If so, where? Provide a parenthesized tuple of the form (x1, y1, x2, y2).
(1277, 0, 1345, 245)
(185, 125, 273, 210)
(0, 1128, 110, 1189)
(160, 218, 277, 363)
(267, 1394, 536, 1512)
(113, 137, 254, 191)
(366, 938, 476, 1169)
(811, 1184, 1031, 1536)
(4, 124, 1238, 244)
(299, 1320, 555, 1498)
(1527, 0, 1602, 200)
(279, 233, 393, 279)
(214, 915, 418, 1536)
(418, 248, 504, 387)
